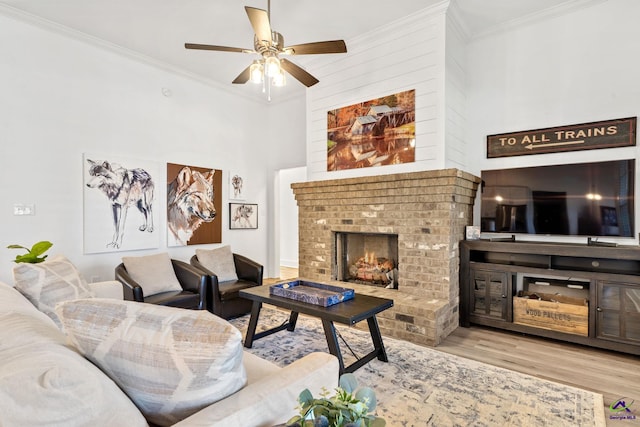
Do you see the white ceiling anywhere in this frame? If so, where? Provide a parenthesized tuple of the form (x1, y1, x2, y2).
(0, 0, 579, 102)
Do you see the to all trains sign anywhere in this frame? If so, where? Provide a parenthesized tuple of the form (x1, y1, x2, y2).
(486, 117, 636, 158)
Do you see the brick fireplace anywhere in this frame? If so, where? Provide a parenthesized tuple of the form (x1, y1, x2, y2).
(292, 169, 480, 346)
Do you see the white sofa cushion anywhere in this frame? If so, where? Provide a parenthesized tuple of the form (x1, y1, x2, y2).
(0, 282, 147, 427)
(89, 280, 124, 299)
(173, 352, 340, 427)
(122, 252, 183, 296)
(56, 298, 247, 426)
(12, 255, 95, 327)
(196, 245, 238, 282)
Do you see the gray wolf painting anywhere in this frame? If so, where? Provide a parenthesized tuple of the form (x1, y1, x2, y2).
(84, 157, 158, 252)
(167, 163, 222, 246)
(230, 203, 258, 229)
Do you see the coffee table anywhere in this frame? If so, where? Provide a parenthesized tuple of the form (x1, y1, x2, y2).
(239, 284, 394, 374)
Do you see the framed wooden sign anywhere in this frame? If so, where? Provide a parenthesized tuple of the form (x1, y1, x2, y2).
(487, 117, 636, 158)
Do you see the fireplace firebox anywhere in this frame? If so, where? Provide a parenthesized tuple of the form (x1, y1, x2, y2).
(334, 232, 398, 288)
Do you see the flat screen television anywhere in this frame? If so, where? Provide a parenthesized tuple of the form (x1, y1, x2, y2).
(480, 159, 635, 238)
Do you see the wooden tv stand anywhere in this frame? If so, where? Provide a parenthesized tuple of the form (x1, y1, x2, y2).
(459, 240, 640, 355)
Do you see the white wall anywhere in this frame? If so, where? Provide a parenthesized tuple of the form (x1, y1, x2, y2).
(465, 0, 640, 243)
(278, 166, 306, 268)
(444, 9, 468, 169)
(0, 12, 276, 283)
(265, 95, 307, 274)
(305, 3, 451, 182)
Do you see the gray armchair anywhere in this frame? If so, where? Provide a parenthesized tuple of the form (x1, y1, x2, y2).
(190, 253, 263, 319)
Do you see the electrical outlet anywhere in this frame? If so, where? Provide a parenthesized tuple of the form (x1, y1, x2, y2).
(13, 204, 35, 216)
(90, 276, 100, 283)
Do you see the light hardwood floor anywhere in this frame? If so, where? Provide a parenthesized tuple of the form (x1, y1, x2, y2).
(438, 326, 639, 426)
(265, 267, 640, 426)
(264, 266, 299, 285)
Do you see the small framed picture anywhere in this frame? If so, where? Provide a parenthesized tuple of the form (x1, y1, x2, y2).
(229, 171, 245, 201)
(466, 225, 481, 240)
(229, 203, 258, 229)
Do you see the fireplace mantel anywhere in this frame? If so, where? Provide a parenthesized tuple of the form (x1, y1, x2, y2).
(292, 169, 480, 346)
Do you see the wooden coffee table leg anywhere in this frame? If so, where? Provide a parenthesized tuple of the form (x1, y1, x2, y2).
(287, 311, 299, 331)
(367, 315, 388, 362)
(321, 319, 345, 374)
(244, 301, 262, 348)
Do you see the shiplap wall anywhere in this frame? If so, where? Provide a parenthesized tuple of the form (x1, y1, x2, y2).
(444, 11, 468, 170)
(305, 2, 455, 182)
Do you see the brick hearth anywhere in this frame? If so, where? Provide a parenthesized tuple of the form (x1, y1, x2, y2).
(292, 169, 480, 346)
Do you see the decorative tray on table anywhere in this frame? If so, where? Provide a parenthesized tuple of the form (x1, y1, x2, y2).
(269, 280, 355, 307)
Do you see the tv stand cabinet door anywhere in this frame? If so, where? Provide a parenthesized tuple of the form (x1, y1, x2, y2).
(596, 280, 640, 346)
(469, 267, 512, 323)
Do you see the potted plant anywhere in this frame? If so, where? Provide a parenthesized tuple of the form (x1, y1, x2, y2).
(7, 241, 53, 263)
(286, 373, 385, 427)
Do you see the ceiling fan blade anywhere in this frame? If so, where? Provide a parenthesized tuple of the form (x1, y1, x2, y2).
(232, 66, 251, 84)
(280, 58, 319, 87)
(185, 43, 253, 53)
(284, 40, 347, 55)
(245, 6, 272, 44)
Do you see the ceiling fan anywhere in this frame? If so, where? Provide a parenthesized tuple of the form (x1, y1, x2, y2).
(184, 1, 347, 93)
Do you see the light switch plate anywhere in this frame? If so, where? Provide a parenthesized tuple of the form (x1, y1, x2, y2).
(14, 204, 35, 216)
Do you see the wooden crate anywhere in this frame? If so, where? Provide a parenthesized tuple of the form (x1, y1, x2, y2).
(513, 292, 588, 336)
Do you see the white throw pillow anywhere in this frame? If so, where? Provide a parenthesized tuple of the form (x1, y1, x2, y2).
(196, 245, 238, 282)
(122, 252, 183, 296)
(12, 255, 94, 327)
(0, 285, 148, 427)
(56, 298, 247, 427)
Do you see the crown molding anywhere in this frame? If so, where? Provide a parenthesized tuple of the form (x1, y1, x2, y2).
(0, 3, 285, 105)
(350, 0, 450, 48)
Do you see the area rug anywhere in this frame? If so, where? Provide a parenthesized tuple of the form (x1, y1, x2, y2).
(230, 307, 606, 427)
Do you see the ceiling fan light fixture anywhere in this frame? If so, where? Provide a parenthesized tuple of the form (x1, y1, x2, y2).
(264, 55, 281, 77)
(249, 61, 263, 84)
(272, 69, 286, 87)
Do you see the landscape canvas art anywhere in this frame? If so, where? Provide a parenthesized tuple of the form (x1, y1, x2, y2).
(83, 154, 160, 253)
(327, 89, 416, 171)
(167, 163, 222, 246)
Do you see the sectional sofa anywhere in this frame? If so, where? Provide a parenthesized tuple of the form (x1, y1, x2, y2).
(0, 260, 338, 426)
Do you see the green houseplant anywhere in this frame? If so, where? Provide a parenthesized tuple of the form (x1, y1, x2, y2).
(286, 373, 385, 427)
(7, 241, 53, 263)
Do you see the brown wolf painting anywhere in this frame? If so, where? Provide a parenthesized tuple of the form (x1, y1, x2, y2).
(167, 166, 216, 246)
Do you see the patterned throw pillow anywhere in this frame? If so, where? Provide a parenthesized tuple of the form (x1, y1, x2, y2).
(56, 298, 247, 427)
(12, 255, 94, 327)
(196, 245, 238, 282)
(121, 252, 183, 296)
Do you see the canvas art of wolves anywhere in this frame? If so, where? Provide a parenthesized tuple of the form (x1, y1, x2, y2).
(85, 159, 155, 249)
(231, 204, 255, 228)
(167, 166, 217, 246)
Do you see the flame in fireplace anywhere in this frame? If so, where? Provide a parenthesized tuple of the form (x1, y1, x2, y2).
(350, 251, 395, 285)
(365, 251, 376, 265)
